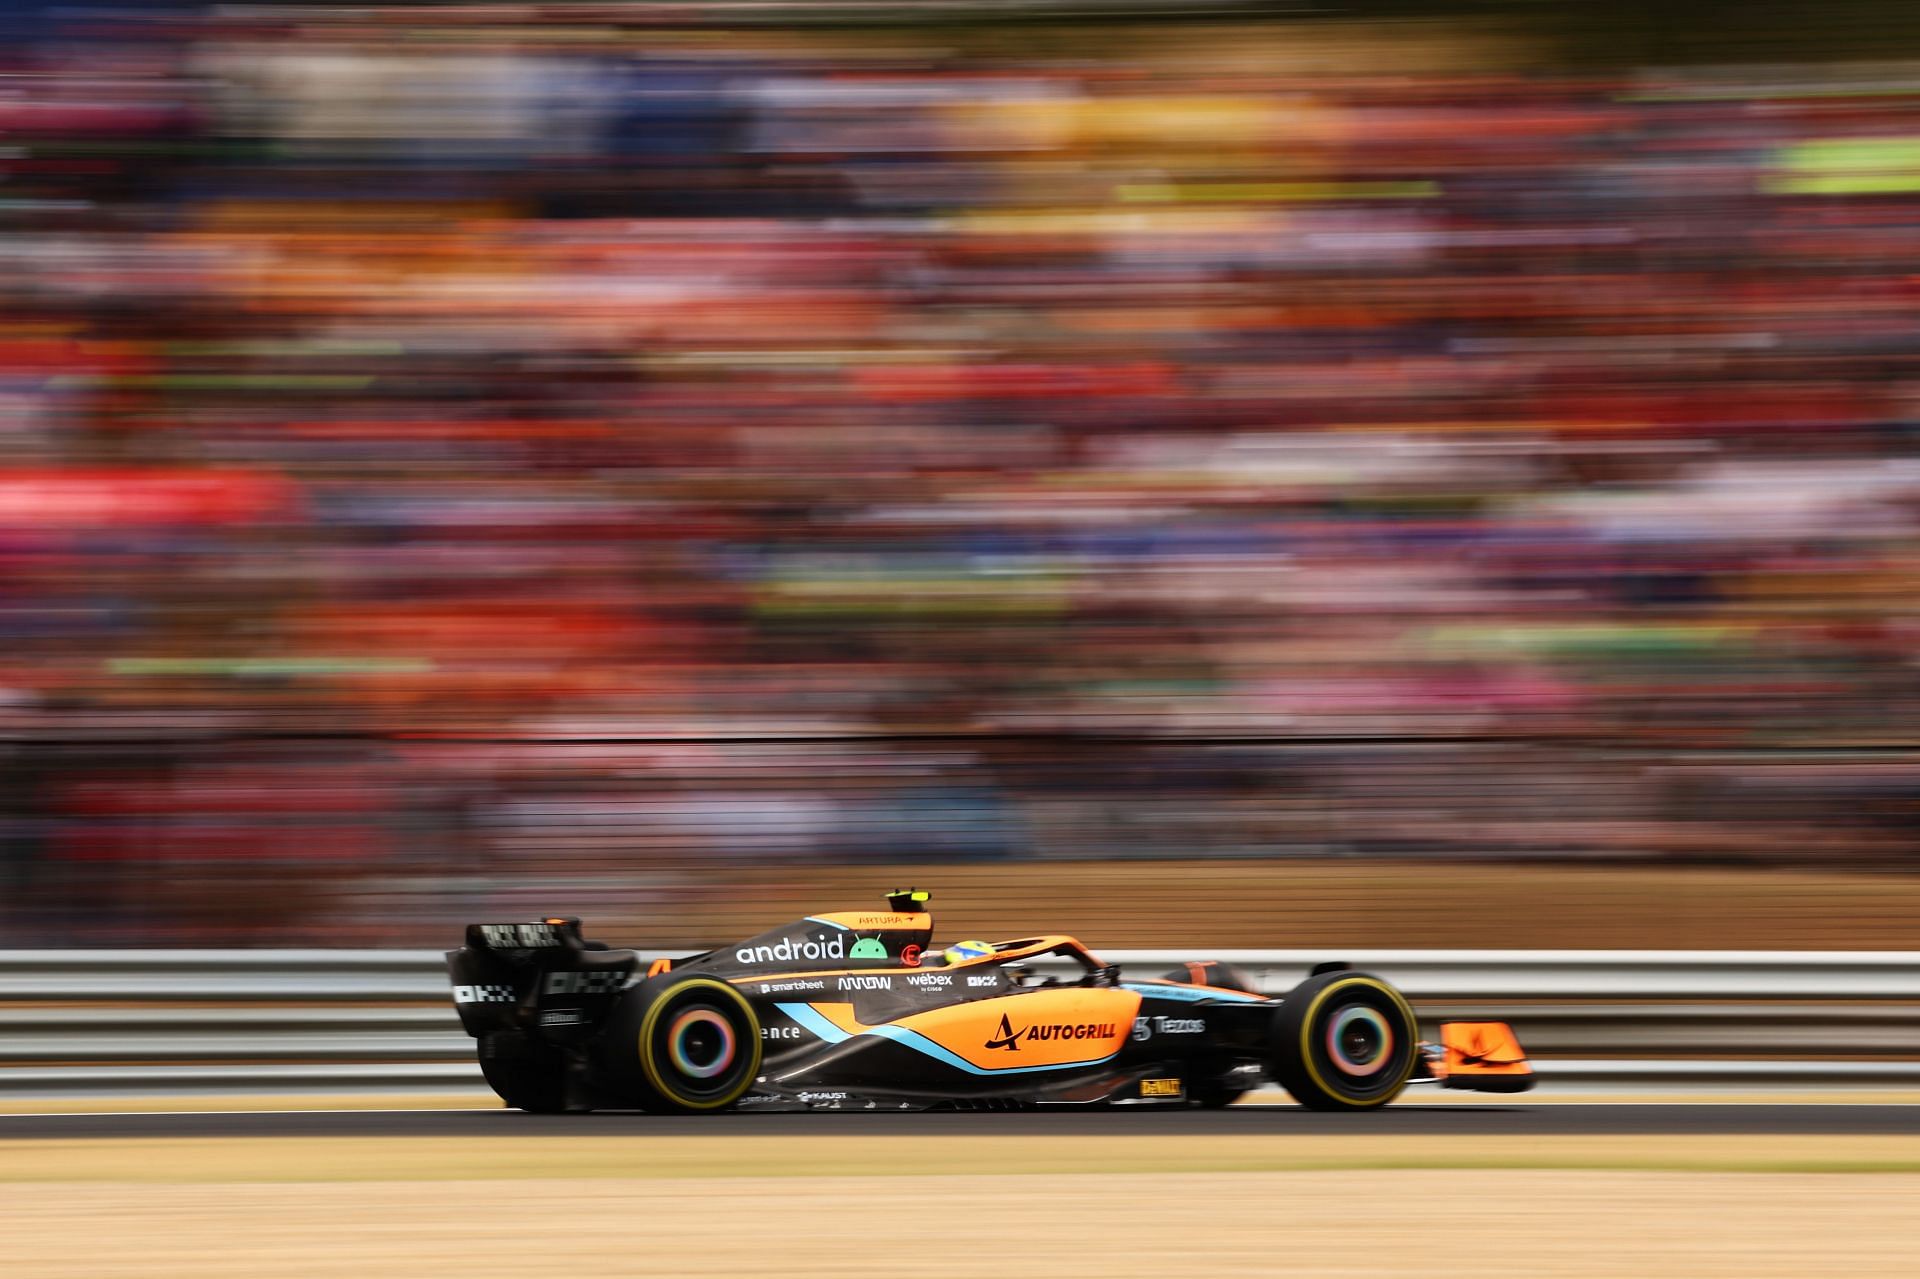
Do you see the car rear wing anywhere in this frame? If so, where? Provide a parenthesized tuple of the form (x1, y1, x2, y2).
(447, 916, 639, 1043)
(466, 919, 582, 951)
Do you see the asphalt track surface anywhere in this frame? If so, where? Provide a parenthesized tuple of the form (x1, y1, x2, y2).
(3, 1104, 1918, 1140)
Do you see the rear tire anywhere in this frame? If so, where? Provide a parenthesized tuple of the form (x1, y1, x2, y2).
(598, 975, 762, 1114)
(478, 1032, 569, 1113)
(1268, 971, 1416, 1111)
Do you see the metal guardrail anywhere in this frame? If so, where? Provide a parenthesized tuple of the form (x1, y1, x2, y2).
(1, 949, 1916, 1094)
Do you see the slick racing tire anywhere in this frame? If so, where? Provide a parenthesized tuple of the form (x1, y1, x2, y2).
(1268, 971, 1417, 1111)
(478, 1032, 569, 1114)
(600, 975, 763, 1114)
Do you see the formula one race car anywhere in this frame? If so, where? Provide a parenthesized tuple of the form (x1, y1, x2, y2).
(447, 890, 1532, 1113)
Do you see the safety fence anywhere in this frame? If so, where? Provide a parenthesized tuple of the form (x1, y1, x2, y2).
(1, 949, 1916, 1094)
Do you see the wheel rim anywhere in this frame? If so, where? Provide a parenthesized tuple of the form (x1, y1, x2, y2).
(1325, 1004, 1393, 1077)
(668, 1007, 738, 1080)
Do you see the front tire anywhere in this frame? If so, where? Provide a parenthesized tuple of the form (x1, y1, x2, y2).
(599, 975, 763, 1114)
(1268, 971, 1417, 1111)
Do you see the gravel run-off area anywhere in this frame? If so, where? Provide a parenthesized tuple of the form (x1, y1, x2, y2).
(4, 1134, 1920, 1279)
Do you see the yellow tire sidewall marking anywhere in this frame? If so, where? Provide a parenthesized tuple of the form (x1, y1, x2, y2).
(1297, 976, 1417, 1107)
(637, 977, 764, 1110)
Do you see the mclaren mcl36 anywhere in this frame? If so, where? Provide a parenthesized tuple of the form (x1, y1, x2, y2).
(447, 890, 1533, 1114)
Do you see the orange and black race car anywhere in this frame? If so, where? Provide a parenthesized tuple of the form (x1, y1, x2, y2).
(447, 890, 1532, 1114)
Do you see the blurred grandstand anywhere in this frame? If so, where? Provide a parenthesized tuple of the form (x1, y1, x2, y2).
(4, 1, 1920, 947)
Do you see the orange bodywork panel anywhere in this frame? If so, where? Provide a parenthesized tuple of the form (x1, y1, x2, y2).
(804, 987, 1142, 1073)
(810, 1002, 872, 1037)
(1439, 1021, 1533, 1078)
(808, 911, 930, 931)
(894, 988, 1142, 1072)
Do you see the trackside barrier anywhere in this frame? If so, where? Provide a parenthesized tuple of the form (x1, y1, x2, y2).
(0, 950, 1915, 1094)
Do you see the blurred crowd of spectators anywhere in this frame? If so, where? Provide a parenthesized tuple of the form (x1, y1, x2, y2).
(6, 9, 1920, 940)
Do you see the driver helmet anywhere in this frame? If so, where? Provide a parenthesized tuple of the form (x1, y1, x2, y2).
(943, 939, 995, 965)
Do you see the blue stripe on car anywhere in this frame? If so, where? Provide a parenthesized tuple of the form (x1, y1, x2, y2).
(776, 1001, 854, 1043)
(1122, 982, 1267, 1004)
